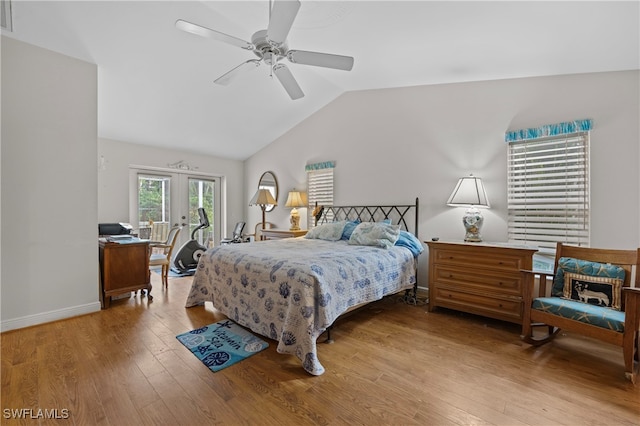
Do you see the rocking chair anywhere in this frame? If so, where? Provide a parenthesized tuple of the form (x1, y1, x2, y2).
(521, 242, 640, 383)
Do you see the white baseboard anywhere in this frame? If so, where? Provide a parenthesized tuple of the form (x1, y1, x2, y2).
(1, 302, 102, 332)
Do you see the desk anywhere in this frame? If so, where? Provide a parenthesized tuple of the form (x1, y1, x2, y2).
(99, 238, 151, 308)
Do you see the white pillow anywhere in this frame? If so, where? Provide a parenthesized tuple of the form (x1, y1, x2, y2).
(348, 222, 401, 249)
(304, 221, 347, 241)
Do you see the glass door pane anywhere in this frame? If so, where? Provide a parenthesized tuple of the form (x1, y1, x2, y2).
(188, 177, 215, 248)
(138, 174, 171, 239)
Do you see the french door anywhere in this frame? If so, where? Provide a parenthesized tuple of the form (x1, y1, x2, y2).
(130, 167, 221, 251)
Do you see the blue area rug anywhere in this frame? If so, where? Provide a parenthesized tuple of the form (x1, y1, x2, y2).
(169, 267, 196, 277)
(150, 266, 196, 277)
(176, 320, 269, 372)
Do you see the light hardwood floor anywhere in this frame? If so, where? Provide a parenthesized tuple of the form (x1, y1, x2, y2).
(2, 273, 639, 425)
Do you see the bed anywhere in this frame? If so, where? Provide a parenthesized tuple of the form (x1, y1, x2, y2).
(185, 199, 421, 375)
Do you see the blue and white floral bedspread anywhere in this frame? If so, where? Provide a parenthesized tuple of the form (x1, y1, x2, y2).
(185, 238, 417, 375)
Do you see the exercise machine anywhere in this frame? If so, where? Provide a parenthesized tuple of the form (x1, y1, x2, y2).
(173, 208, 209, 273)
(220, 222, 246, 244)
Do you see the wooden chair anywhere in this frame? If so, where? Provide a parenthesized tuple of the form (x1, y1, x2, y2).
(521, 242, 640, 383)
(253, 221, 274, 241)
(149, 222, 169, 244)
(149, 225, 181, 289)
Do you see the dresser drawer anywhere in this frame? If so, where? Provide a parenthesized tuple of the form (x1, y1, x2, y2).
(433, 265, 522, 296)
(433, 248, 530, 272)
(432, 286, 522, 323)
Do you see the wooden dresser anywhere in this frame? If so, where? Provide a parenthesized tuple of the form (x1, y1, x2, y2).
(426, 241, 537, 324)
(261, 229, 307, 240)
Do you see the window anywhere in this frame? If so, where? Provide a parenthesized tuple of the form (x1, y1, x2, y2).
(306, 161, 335, 228)
(506, 120, 591, 251)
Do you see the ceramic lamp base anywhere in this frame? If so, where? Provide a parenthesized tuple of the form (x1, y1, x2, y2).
(289, 208, 301, 231)
(462, 207, 484, 242)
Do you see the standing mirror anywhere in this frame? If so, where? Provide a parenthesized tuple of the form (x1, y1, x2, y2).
(258, 171, 278, 212)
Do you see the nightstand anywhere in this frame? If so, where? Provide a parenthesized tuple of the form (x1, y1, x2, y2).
(261, 229, 307, 240)
(426, 240, 537, 324)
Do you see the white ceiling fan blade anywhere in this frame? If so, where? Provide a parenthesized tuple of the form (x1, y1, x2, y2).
(214, 60, 261, 85)
(273, 64, 304, 100)
(287, 50, 354, 71)
(267, 0, 301, 46)
(176, 19, 253, 50)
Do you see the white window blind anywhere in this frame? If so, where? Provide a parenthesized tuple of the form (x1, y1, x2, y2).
(507, 133, 590, 251)
(306, 161, 334, 228)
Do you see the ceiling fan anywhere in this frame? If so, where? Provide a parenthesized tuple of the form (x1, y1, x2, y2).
(176, 0, 354, 100)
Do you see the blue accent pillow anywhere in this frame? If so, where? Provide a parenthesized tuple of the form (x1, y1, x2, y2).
(341, 219, 361, 240)
(551, 257, 626, 297)
(394, 231, 424, 257)
(348, 222, 401, 249)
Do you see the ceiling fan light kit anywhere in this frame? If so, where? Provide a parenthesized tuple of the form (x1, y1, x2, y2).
(176, 0, 354, 100)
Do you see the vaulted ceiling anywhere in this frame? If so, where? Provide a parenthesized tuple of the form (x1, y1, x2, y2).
(3, 1, 639, 160)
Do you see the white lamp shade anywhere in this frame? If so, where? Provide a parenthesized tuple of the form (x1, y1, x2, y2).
(249, 188, 277, 206)
(285, 190, 307, 208)
(447, 175, 490, 207)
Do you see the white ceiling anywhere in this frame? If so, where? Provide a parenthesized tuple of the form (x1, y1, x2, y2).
(3, 1, 639, 160)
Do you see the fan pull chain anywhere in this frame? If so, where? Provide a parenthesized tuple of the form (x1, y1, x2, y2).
(269, 52, 275, 79)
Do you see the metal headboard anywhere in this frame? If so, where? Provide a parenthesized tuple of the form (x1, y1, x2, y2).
(315, 197, 419, 236)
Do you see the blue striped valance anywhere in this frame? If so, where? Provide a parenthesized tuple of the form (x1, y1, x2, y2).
(305, 161, 335, 171)
(505, 119, 592, 143)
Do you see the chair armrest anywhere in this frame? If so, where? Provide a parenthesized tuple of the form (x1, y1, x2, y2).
(521, 269, 555, 302)
(622, 287, 640, 296)
(622, 287, 640, 331)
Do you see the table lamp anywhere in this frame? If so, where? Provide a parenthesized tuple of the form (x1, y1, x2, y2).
(284, 190, 307, 231)
(447, 174, 490, 242)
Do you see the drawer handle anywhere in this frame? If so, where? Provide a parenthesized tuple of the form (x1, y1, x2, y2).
(498, 282, 503, 286)
(448, 274, 453, 278)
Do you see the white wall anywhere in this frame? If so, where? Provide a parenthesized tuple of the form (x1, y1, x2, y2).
(1, 37, 99, 331)
(244, 71, 640, 282)
(98, 138, 244, 240)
